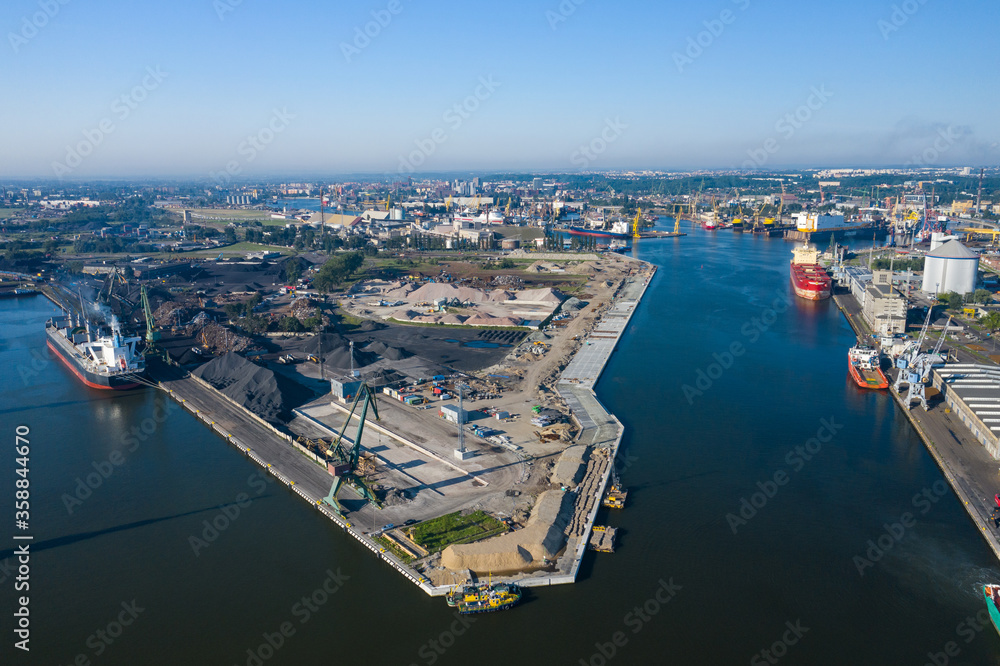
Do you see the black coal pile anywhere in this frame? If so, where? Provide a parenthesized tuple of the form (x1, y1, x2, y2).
(302, 333, 378, 370)
(358, 320, 387, 332)
(193, 352, 314, 424)
(364, 340, 412, 361)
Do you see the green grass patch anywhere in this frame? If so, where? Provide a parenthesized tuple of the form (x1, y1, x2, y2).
(374, 535, 414, 563)
(409, 510, 506, 552)
(0, 208, 23, 218)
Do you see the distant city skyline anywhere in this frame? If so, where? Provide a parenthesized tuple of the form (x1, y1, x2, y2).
(2, 0, 998, 178)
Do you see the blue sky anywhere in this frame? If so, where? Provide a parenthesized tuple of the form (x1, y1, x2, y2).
(1, 0, 997, 178)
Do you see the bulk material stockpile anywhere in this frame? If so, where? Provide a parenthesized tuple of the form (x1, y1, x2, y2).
(440, 490, 573, 574)
(193, 352, 314, 424)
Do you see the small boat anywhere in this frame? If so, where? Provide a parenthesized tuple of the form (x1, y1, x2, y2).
(445, 580, 522, 614)
(984, 585, 1000, 637)
(848, 346, 889, 390)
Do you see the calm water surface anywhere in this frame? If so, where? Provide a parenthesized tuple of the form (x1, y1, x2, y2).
(2, 228, 999, 665)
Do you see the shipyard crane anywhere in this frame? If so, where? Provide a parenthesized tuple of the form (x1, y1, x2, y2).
(140, 285, 161, 345)
(632, 208, 642, 239)
(894, 307, 936, 392)
(322, 383, 382, 515)
(765, 184, 784, 227)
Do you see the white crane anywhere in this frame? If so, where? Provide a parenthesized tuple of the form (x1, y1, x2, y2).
(894, 307, 934, 391)
(901, 315, 952, 411)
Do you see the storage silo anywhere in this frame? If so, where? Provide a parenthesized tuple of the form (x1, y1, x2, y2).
(921, 239, 979, 295)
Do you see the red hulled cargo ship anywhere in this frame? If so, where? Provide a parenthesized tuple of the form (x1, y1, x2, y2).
(789, 244, 831, 300)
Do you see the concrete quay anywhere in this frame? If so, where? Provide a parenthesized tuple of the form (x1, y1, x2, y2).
(832, 290, 1000, 563)
(148, 256, 657, 596)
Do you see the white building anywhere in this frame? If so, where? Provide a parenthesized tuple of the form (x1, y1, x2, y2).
(922, 240, 979, 295)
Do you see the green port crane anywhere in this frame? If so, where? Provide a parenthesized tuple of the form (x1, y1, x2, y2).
(323, 384, 382, 515)
(140, 285, 160, 344)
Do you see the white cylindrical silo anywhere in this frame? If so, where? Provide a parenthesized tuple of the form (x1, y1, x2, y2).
(921, 240, 978, 294)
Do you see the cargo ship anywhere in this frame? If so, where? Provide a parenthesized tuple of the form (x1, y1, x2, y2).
(984, 585, 1000, 638)
(445, 581, 522, 614)
(45, 312, 145, 390)
(564, 219, 632, 240)
(848, 346, 889, 389)
(790, 244, 831, 300)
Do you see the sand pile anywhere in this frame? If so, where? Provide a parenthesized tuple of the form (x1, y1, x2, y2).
(552, 445, 589, 487)
(408, 283, 490, 303)
(440, 491, 572, 573)
(194, 352, 314, 423)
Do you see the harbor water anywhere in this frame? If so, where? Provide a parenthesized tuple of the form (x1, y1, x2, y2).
(2, 227, 1000, 665)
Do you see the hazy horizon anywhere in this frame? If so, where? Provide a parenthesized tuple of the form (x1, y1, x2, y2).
(3, 0, 998, 179)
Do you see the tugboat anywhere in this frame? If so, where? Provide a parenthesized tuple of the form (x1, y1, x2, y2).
(445, 579, 522, 614)
(984, 585, 1000, 637)
(602, 466, 628, 509)
(848, 345, 889, 390)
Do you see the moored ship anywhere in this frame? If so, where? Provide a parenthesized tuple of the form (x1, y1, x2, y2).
(848, 346, 889, 389)
(45, 312, 145, 390)
(984, 585, 1000, 638)
(790, 244, 831, 300)
(445, 581, 522, 614)
(565, 219, 632, 239)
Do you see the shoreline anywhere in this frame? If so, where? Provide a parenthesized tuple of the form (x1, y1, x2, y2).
(148, 254, 658, 595)
(833, 289, 1000, 564)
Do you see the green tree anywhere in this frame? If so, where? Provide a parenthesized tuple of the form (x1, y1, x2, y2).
(313, 251, 364, 292)
(972, 289, 992, 305)
(278, 316, 304, 332)
(980, 311, 1000, 333)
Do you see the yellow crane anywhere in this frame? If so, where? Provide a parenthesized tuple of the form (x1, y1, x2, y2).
(445, 196, 452, 212)
(632, 208, 642, 239)
(764, 183, 784, 227)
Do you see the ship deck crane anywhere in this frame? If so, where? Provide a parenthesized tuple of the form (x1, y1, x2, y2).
(322, 384, 382, 515)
